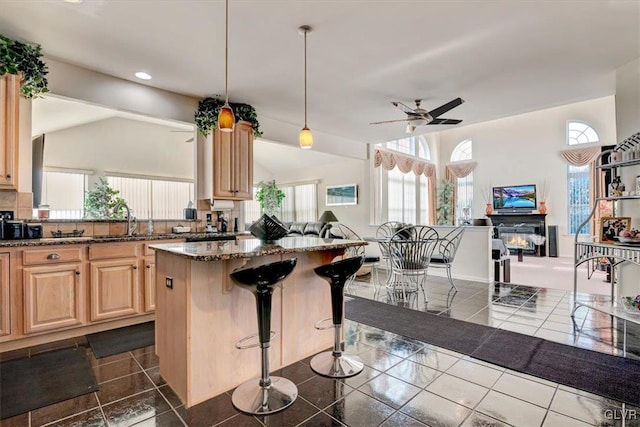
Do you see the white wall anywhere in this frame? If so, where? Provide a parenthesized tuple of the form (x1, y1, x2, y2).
(436, 96, 617, 257)
(44, 117, 194, 182)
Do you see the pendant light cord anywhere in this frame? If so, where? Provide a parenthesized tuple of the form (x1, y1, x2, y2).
(303, 28, 308, 127)
(224, 0, 229, 104)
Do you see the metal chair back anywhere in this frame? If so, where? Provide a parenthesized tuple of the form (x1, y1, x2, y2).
(388, 226, 440, 273)
(434, 226, 466, 263)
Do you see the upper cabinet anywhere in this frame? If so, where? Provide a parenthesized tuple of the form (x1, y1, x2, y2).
(0, 74, 20, 190)
(213, 121, 253, 200)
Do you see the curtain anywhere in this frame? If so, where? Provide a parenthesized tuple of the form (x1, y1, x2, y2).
(444, 161, 477, 225)
(559, 146, 601, 166)
(428, 171, 437, 224)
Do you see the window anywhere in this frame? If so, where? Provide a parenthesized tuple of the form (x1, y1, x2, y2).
(38, 169, 90, 219)
(450, 140, 473, 221)
(107, 175, 194, 219)
(243, 182, 317, 224)
(374, 136, 430, 224)
(567, 121, 599, 235)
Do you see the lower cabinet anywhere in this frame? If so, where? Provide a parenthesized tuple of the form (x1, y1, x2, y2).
(0, 253, 10, 337)
(23, 263, 84, 334)
(144, 258, 156, 312)
(90, 258, 140, 321)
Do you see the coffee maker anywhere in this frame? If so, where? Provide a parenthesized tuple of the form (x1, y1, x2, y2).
(218, 213, 228, 233)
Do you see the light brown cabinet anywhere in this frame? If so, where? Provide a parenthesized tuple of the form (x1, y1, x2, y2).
(23, 263, 84, 334)
(0, 74, 20, 189)
(144, 259, 156, 312)
(90, 258, 140, 321)
(213, 121, 253, 200)
(0, 253, 10, 337)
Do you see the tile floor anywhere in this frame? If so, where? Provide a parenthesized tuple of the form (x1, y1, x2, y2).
(2, 273, 639, 427)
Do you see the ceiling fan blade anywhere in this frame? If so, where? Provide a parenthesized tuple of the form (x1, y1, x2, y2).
(428, 118, 462, 125)
(428, 97, 464, 119)
(391, 101, 418, 115)
(370, 118, 412, 125)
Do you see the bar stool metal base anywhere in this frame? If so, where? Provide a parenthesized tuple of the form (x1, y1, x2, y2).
(310, 352, 364, 378)
(231, 376, 298, 415)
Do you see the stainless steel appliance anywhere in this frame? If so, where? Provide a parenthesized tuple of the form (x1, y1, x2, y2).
(25, 224, 43, 239)
(3, 220, 24, 240)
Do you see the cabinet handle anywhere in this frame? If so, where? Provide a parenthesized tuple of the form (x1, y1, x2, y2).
(6, 174, 10, 179)
(75, 271, 81, 275)
(146, 264, 154, 269)
(133, 265, 138, 270)
(47, 253, 60, 260)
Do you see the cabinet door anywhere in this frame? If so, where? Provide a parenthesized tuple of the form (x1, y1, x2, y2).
(144, 258, 155, 312)
(23, 263, 83, 334)
(90, 258, 140, 321)
(0, 253, 10, 337)
(233, 121, 254, 200)
(213, 130, 235, 199)
(0, 74, 20, 189)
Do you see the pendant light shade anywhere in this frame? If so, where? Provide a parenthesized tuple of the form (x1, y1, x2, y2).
(218, 0, 235, 132)
(299, 25, 312, 149)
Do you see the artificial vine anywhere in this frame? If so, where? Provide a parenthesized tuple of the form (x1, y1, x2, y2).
(0, 34, 49, 98)
(195, 97, 262, 137)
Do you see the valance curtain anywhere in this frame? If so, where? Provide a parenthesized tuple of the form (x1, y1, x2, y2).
(559, 146, 601, 166)
(374, 148, 437, 224)
(444, 161, 477, 225)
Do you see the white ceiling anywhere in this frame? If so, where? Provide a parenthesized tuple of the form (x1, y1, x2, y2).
(1, 0, 639, 145)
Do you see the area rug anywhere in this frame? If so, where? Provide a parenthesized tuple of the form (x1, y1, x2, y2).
(87, 321, 154, 358)
(0, 347, 99, 420)
(345, 295, 640, 407)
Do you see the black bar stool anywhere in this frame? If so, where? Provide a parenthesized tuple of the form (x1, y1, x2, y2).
(310, 256, 364, 378)
(229, 258, 298, 415)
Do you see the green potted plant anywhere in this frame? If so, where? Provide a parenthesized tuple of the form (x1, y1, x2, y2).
(436, 178, 455, 225)
(0, 34, 49, 98)
(83, 178, 127, 219)
(255, 180, 285, 217)
(194, 97, 263, 137)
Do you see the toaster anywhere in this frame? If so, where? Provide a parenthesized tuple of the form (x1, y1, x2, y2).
(25, 224, 43, 239)
(3, 220, 24, 240)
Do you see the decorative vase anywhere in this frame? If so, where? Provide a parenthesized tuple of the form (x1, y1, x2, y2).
(539, 201, 547, 214)
(485, 203, 493, 215)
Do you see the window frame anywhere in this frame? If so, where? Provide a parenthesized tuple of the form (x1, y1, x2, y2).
(566, 121, 599, 235)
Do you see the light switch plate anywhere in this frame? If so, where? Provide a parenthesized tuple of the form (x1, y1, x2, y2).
(165, 277, 173, 289)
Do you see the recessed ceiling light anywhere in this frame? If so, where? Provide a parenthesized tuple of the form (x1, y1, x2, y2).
(64, 0, 84, 3)
(134, 72, 152, 80)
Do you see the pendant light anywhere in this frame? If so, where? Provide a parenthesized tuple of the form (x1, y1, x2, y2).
(218, 0, 235, 132)
(299, 25, 313, 149)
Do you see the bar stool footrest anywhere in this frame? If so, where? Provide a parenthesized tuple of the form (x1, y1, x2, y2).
(310, 351, 364, 378)
(314, 317, 336, 330)
(235, 331, 276, 349)
(231, 376, 298, 415)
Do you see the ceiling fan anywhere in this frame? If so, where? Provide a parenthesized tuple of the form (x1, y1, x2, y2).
(370, 98, 465, 133)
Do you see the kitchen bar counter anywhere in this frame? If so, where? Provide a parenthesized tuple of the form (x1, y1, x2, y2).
(152, 237, 366, 407)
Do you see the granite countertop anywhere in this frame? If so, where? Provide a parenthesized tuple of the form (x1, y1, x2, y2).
(150, 236, 367, 261)
(0, 232, 251, 248)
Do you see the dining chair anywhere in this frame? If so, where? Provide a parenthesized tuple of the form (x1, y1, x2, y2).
(429, 226, 466, 290)
(375, 221, 407, 286)
(387, 225, 439, 300)
(327, 223, 381, 290)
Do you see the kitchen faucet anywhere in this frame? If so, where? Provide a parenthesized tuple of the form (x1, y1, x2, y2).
(113, 200, 137, 236)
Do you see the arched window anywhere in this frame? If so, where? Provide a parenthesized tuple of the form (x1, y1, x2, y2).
(567, 121, 599, 234)
(374, 135, 431, 224)
(450, 140, 473, 222)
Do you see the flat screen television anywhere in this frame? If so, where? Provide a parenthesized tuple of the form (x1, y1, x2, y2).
(492, 184, 536, 211)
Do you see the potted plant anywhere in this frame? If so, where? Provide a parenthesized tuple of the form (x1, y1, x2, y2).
(0, 34, 49, 98)
(255, 180, 285, 217)
(194, 97, 263, 137)
(83, 178, 127, 219)
(436, 178, 455, 225)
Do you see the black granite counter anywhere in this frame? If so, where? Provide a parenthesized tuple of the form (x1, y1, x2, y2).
(150, 236, 366, 261)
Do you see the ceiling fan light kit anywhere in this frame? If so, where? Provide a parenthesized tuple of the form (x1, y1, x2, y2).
(218, 0, 235, 132)
(299, 25, 313, 149)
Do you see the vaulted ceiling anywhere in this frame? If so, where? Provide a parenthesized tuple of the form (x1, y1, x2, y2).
(1, 0, 639, 145)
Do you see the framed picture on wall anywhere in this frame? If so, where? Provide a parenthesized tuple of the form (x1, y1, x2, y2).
(600, 216, 631, 243)
(326, 184, 358, 206)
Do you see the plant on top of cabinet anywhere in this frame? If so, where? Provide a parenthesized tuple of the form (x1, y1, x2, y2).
(84, 178, 127, 219)
(195, 97, 262, 137)
(0, 34, 49, 98)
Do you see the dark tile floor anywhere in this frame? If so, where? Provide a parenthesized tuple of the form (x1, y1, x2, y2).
(2, 274, 640, 426)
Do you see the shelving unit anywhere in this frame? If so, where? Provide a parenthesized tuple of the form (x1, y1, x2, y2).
(572, 132, 640, 354)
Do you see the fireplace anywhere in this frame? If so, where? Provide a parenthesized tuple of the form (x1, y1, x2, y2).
(488, 214, 547, 257)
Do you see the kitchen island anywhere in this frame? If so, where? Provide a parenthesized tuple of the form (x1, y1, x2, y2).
(150, 237, 366, 407)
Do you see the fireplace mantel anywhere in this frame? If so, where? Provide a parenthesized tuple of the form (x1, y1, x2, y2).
(488, 214, 547, 256)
